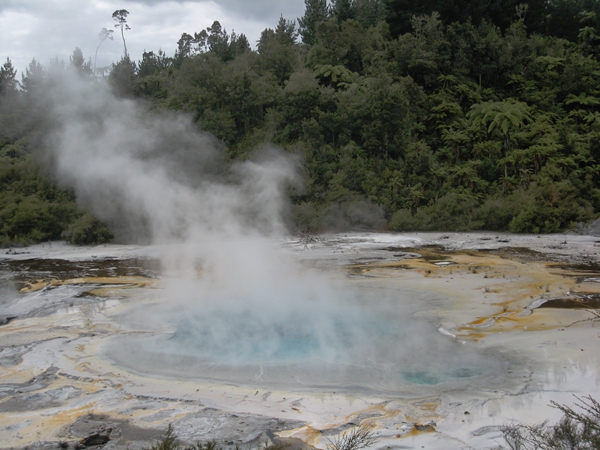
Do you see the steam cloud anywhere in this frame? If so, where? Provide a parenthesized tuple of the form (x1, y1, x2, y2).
(46, 74, 300, 245)
(39, 71, 500, 392)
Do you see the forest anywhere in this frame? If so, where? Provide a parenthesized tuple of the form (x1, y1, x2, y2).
(1, 0, 600, 245)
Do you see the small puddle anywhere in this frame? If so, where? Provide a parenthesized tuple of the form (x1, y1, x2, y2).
(385, 246, 452, 264)
(549, 262, 600, 276)
(0, 258, 161, 287)
(402, 367, 483, 385)
(537, 295, 600, 309)
(479, 247, 546, 262)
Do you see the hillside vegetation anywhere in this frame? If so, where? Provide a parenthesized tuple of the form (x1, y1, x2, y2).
(1, 0, 600, 244)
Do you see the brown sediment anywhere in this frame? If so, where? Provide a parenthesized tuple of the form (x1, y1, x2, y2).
(20, 276, 157, 293)
(0, 401, 92, 443)
(391, 404, 439, 438)
(281, 426, 323, 447)
(411, 400, 441, 413)
(2, 234, 600, 449)
(402, 424, 436, 436)
(348, 246, 600, 340)
(272, 437, 316, 450)
(537, 295, 600, 309)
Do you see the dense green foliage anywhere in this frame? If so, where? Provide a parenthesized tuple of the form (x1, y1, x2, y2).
(385, 0, 600, 40)
(61, 213, 114, 245)
(2, 1, 600, 243)
(0, 139, 81, 245)
(0, 54, 109, 246)
(124, 2, 600, 233)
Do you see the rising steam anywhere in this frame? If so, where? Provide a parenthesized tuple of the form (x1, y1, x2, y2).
(45, 73, 300, 245)
(39, 70, 501, 392)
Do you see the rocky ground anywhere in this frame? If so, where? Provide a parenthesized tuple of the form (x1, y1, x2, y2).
(0, 232, 599, 450)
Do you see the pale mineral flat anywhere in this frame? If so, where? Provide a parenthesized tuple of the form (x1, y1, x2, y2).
(0, 232, 598, 450)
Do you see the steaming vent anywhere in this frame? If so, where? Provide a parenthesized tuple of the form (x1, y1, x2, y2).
(106, 280, 502, 393)
(36, 72, 504, 394)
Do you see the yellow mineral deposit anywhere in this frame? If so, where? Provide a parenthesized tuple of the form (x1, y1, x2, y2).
(20, 276, 157, 293)
(1, 233, 599, 449)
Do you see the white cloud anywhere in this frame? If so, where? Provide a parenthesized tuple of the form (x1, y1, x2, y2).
(131, 0, 305, 22)
(0, 0, 305, 76)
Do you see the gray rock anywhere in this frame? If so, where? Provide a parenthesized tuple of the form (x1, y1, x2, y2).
(80, 432, 111, 447)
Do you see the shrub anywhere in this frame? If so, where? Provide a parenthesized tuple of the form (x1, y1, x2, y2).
(61, 213, 113, 245)
(327, 425, 378, 450)
(475, 196, 518, 231)
(147, 425, 221, 450)
(292, 197, 386, 232)
(147, 424, 289, 450)
(502, 396, 600, 449)
(389, 192, 481, 231)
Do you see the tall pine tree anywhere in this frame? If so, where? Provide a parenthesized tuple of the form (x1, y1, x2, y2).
(0, 58, 17, 95)
(355, 0, 387, 28)
(330, 0, 357, 23)
(298, 0, 328, 45)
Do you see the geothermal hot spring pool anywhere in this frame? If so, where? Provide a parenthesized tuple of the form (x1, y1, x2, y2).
(1, 233, 599, 449)
(93, 236, 507, 395)
(104, 281, 503, 393)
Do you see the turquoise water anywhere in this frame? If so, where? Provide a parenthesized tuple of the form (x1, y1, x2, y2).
(106, 284, 505, 392)
(402, 368, 483, 385)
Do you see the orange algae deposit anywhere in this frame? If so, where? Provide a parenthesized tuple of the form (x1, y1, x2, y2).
(2, 234, 599, 450)
(349, 246, 600, 339)
(20, 276, 157, 293)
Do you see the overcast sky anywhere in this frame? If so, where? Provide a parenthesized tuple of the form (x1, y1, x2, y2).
(0, 0, 306, 76)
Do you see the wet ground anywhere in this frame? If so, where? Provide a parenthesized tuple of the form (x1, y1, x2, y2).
(0, 233, 599, 450)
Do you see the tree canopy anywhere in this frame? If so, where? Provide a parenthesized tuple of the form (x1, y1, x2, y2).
(2, 1, 600, 244)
